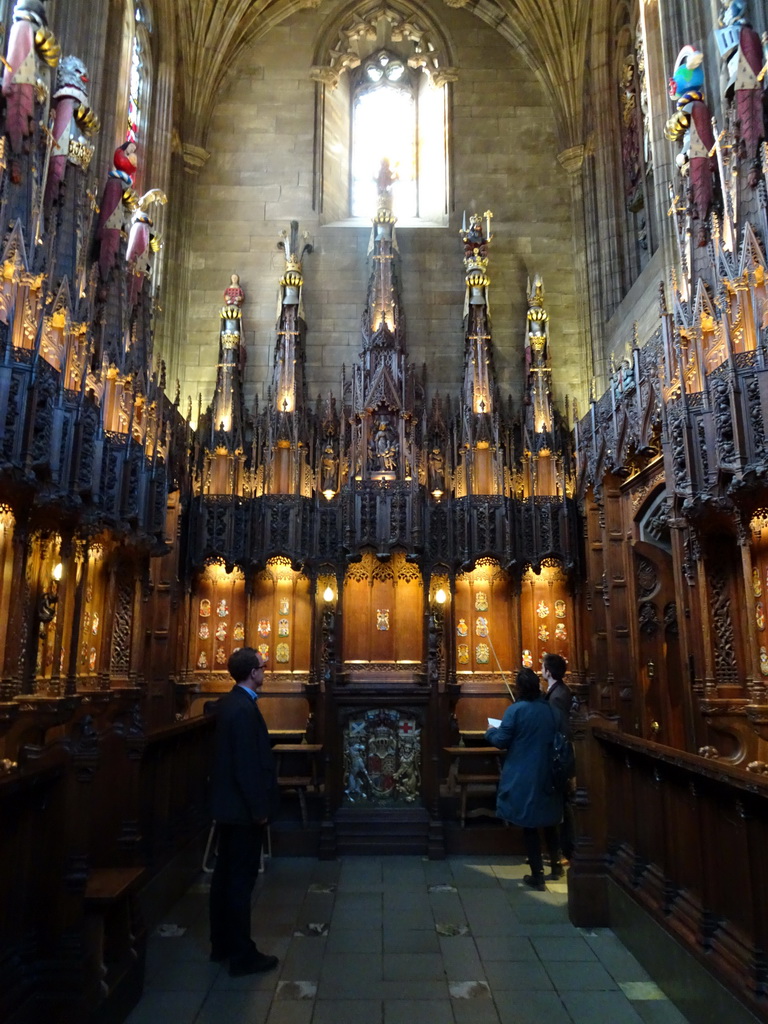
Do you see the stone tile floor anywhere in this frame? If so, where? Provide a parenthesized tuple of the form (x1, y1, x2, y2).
(129, 855, 691, 1024)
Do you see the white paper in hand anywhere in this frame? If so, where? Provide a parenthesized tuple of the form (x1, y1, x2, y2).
(487, 717, 501, 729)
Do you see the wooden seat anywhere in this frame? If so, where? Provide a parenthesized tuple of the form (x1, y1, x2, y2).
(272, 743, 323, 827)
(444, 746, 502, 827)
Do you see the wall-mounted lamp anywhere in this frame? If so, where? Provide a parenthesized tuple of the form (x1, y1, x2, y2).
(52, 562, 63, 582)
(323, 586, 335, 603)
(435, 587, 447, 605)
(431, 489, 443, 500)
(323, 489, 335, 501)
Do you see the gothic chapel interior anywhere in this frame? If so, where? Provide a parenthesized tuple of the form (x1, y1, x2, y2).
(3, 0, 768, 1020)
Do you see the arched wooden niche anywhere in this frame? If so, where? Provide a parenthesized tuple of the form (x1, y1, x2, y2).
(252, 557, 311, 678)
(454, 559, 514, 676)
(520, 559, 572, 671)
(342, 550, 423, 666)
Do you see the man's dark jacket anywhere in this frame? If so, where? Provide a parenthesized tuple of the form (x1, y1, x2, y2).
(210, 685, 278, 823)
(544, 679, 573, 738)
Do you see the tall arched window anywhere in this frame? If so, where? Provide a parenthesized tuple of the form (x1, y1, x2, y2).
(127, 2, 152, 154)
(312, 4, 456, 226)
(614, 1, 656, 286)
(351, 51, 417, 218)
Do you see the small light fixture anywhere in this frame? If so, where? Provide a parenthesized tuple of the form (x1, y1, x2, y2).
(432, 489, 443, 499)
(435, 588, 447, 605)
(323, 586, 334, 603)
(52, 562, 63, 582)
(323, 489, 335, 501)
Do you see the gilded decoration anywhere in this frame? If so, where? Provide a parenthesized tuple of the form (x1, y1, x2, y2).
(275, 642, 290, 663)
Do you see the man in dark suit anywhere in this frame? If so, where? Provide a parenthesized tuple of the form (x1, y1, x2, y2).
(209, 647, 279, 976)
(542, 652, 575, 869)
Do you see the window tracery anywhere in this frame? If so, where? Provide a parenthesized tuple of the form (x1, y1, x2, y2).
(311, 2, 456, 225)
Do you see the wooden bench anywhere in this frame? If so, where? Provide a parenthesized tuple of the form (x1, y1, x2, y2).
(272, 743, 323, 827)
(444, 746, 502, 827)
(84, 867, 146, 1020)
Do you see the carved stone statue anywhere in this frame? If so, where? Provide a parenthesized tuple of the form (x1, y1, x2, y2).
(665, 47, 716, 247)
(44, 54, 99, 210)
(95, 142, 138, 281)
(224, 273, 244, 308)
(717, 1, 766, 186)
(320, 441, 338, 493)
(370, 419, 398, 473)
(428, 446, 445, 493)
(2, 0, 58, 158)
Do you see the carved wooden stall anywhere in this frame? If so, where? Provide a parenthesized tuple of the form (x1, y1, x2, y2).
(568, 23, 768, 1019)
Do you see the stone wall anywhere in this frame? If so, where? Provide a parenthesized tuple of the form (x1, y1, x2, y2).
(179, 1, 584, 422)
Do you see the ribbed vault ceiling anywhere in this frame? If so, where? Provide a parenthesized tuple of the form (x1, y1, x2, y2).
(167, 0, 591, 156)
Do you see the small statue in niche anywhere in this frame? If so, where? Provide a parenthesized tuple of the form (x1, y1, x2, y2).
(370, 420, 398, 473)
(2, 0, 59, 159)
(428, 447, 445, 494)
(95, 141, 138, 281)
(320, 441, 338, 493)
(665, 47, 716, 247)
(716, 0, 767, 186)
(44, 54, 99, 210)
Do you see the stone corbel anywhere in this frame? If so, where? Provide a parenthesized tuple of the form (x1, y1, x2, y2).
(557, 145, 586, 176)
(181, 143, 211, 176)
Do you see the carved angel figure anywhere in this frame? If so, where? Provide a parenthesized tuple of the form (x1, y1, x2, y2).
(95, 142, 138, 281)
(126, 188, 167, 307)
(2, 0, 59, 156)
(665, 47, 716, 247)
(44, 54, 100, 209)
(716, 0, 766, 185)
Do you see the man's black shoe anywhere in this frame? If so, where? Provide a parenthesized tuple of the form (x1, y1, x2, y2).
(229, 952, 279, 976)
(522, 873, 547, 892)
(548, 863, 565, 880)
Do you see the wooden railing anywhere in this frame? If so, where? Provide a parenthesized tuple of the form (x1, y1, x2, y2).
(569, 717, 768, 1020)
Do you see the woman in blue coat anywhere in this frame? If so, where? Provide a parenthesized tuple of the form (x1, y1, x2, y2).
(485, 667, 564, 890)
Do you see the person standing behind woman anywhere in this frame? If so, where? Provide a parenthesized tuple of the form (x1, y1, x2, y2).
(209, 647, 279, 976)
(542, 652, 575, 865)
(485, 667, 565, 891)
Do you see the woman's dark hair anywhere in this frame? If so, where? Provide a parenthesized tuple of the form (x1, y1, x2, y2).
(515, 667, 542, 701)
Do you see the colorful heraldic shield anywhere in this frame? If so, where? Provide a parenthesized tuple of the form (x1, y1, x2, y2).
(476, 642, 490, 663)
(457, 643, 469, 664)
(475, 616, 488, 637)
(200, 599, 211, 618)
(343, 709, 421, 806)
(475, 591, 488, 611)
(457, 618, 468, 636)
(377, 608, 390, 630)
(276, 642, 290, 663)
